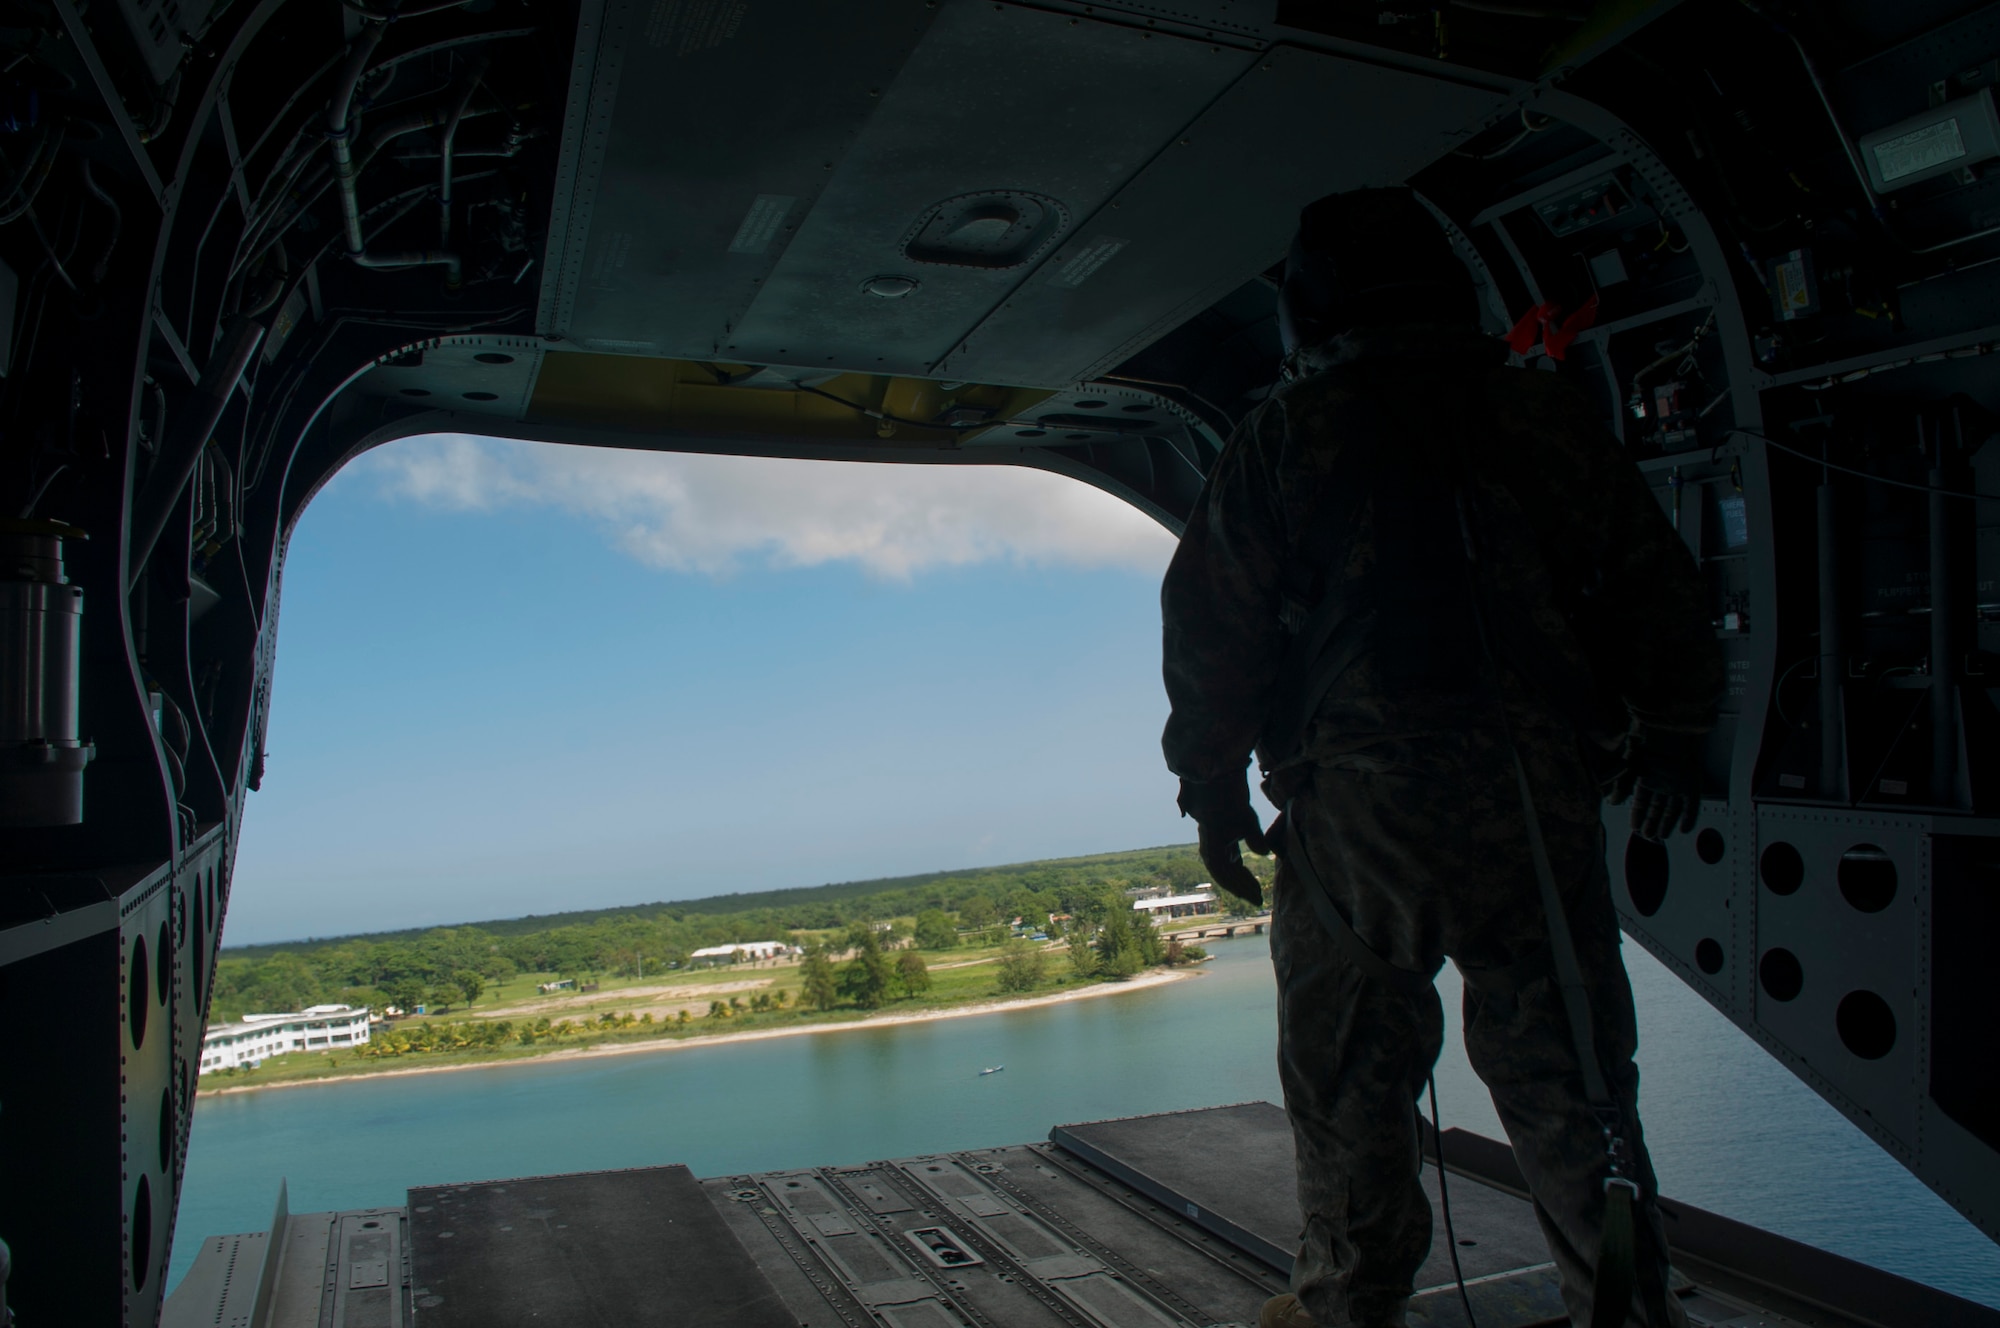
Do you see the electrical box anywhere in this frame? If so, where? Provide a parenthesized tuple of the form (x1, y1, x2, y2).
(1534, 175, 1632, 236)
(1859, 87, 2000, 192)
(1769, 249, 1820, 321)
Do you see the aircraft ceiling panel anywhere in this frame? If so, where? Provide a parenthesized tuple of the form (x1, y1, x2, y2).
(716, 4, 1256, 376)
(933, 45, 1512, 387)
(352, 337, 547, 422)
(550, 1, 939, 356)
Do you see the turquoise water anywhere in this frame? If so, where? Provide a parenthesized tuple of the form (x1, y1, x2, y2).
(172, 936, 2000, 1308)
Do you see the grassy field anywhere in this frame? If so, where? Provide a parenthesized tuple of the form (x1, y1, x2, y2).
(195, 938, 1142, 1093)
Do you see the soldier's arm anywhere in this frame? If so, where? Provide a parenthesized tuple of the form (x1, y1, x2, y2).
(1522, 377, 1723, 734)
(1160, 403, 1291, 781)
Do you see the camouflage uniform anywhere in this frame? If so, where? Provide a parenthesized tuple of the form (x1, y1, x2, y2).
(1161, 327, 1721, 1327)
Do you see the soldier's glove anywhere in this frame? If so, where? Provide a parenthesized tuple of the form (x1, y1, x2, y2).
(1605, 727, 1704, 842)
(1177, 771, 1273, 907)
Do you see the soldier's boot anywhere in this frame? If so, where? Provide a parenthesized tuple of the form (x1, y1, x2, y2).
(1259, 1293, 1316, 1328)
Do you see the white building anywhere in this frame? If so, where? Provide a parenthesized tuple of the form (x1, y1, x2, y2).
(198, 1004, 371, 1074)
(1132, 888, 1219, 921)
(688, 940, 797, 965)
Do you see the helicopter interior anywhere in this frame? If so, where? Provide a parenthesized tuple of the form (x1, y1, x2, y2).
(1, 0, 1999, 1320)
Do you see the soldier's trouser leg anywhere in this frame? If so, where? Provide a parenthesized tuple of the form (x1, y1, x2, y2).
(1272, 784, 1446, 1328)
(1459, 814, 1684, 1328)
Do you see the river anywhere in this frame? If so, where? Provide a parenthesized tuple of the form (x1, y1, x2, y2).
(171, 935, 2000, 1308)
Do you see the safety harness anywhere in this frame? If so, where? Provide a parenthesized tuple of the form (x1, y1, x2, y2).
(1259, 398, 1677, 1328)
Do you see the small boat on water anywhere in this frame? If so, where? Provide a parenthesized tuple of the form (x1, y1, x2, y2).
(979, 1065, 1005, 1076)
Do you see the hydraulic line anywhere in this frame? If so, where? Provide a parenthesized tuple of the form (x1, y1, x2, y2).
(1428, 1076, 1479, 1328)
(329, 22, 388, 259)
(327, 22, 463, 282)
(128, 316, 267, 586)
(437, 58, 487, 274)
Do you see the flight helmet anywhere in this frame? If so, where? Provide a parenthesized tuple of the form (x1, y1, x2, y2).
(1277, 187, 1480, 356)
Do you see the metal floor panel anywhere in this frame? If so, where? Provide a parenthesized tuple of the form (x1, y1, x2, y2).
(166, 1107, 2000, 1328)
(1047, 1101, 1550, 1294)
(162, 1203, 409, 1328)
(405, 1164, 795, 1328)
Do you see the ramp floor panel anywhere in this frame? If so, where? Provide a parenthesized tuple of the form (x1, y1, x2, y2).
(1049, 1100, 1554, 1291)
(405, 1165, 795, 1328)
(166, 1104, 2000, 1328)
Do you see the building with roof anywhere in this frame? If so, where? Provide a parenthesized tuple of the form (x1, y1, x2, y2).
(199, 1005, 371, 1074)
(1132, 889, 1219, 921)
(688, 941, 798, 965)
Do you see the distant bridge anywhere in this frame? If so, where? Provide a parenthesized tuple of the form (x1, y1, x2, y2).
(1159, 915, 1270, 942)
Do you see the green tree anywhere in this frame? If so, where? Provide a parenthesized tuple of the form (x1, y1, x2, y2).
(958, 892, 997, 930)
(1067, 931, 1099, 979)
(838, 928, 893, 1009)
(996, 941, 1045, 993)
(386, 977, 427, 1014)
(894, 950, 932, 998)
(1094, 908, 1143, 979)
(1130, 913, 1164, 967)
(453, 970, 485, 1007)
(913, 909, 958, 951)
(799, 942, 839, 1011)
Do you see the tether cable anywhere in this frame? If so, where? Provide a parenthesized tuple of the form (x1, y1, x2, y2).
(1429, 1073, 1480, 1328)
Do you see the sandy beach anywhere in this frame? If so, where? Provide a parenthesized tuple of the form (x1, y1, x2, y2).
(197, 967, 1198, 1098)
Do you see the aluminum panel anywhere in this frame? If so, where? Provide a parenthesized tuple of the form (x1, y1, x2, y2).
(551, 1, 939, 355)
(1050, 1102, 1552, 1291)
(935, 45, 1508, 386)
(406, 1166, 793, 1328)
(1751, 810, 1925, 1150)
(720, 2, 1253, 375)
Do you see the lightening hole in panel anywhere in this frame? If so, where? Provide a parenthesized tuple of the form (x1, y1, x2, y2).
(1759, 947, 1804, 1002)
(192, 884, 206, 1000)
(158, 1086, 173, 1172)
(155, 920, 170, 1005)
(1695, 828, 1725, 864)
(131, 1174, 152, 1290)
(1760, 841, 1804, 896)
(1836, 990, 1897, 1059)
(1695, 937, 1724, 974)
(1837, 844, 1897, 913)
(129, 935, 149, 1051)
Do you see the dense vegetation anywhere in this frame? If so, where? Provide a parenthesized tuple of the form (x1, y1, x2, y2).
(210, 843, 1268, 1022)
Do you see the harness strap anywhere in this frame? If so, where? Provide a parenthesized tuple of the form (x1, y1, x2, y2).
(1507, 744, 1614, 1108)
(1467, 514, 1677, 1328)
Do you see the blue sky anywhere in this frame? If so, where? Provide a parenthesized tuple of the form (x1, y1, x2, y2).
(225, 435, 1199, 944)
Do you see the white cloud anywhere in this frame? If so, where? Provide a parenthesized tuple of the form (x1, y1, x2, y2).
(352, 434, 1178, 579)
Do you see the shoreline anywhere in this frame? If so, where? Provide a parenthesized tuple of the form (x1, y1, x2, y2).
(197, 967, 1198, 1098)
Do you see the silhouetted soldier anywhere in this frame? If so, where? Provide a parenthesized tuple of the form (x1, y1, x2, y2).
(1161, 188, 1720, 1328)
